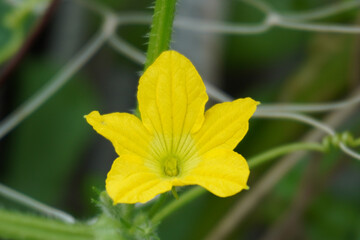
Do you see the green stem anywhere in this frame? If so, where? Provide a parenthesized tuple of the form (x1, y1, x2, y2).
(152, 142, 325, 223)
(248, 142, 325, 169)
(148, 193, 167, 219)
(144, 0, 177, 69)
(353, 138, 360, 147)
(171, 186, 179, 199)
(0, 183, 74, 223)
(152, 187, 206, 223)
(0, 209, 93, 240)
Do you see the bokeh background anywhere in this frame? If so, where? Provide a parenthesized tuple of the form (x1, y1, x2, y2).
(1, 0, 360, 239)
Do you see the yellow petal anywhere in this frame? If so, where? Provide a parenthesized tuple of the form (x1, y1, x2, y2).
(85, 111, 151, 157)
(194, 97, 258, 154)
(182, 148, 250, 197)
(138, 51, 208, 153)
(106, 155, 172, 204)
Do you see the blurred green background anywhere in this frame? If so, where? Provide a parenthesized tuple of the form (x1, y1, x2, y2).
(0, 0, 359, 239)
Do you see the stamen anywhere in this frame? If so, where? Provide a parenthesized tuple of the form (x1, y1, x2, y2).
(163, 156, 179, 177)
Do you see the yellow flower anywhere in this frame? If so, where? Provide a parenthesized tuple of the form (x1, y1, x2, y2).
(85, 51, 258, 204)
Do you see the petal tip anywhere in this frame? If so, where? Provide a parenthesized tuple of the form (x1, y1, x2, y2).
(85, 111, 101, 122)
(244, 97, 260, 106)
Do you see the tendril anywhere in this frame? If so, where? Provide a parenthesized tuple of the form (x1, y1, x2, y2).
(322, 132, 358, 151)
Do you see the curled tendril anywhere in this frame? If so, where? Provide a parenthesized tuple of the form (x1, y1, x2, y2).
(322, 132, 358, 151)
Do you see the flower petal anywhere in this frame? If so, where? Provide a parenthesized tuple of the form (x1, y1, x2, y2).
(106, 155, 172, 204)
(85, 111, 151, 157)
(138, 51, 208, 153)
(194, 97, 258, 154)
(182, 148, 250, 197)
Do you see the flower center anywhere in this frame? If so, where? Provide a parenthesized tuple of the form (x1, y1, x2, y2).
(163, 156, 179, 177)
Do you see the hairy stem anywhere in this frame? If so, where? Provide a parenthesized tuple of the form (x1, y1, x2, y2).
(144, 0, 177, 69)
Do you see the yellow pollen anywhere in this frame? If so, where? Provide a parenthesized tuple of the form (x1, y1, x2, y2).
(163, 156, 179, 177)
